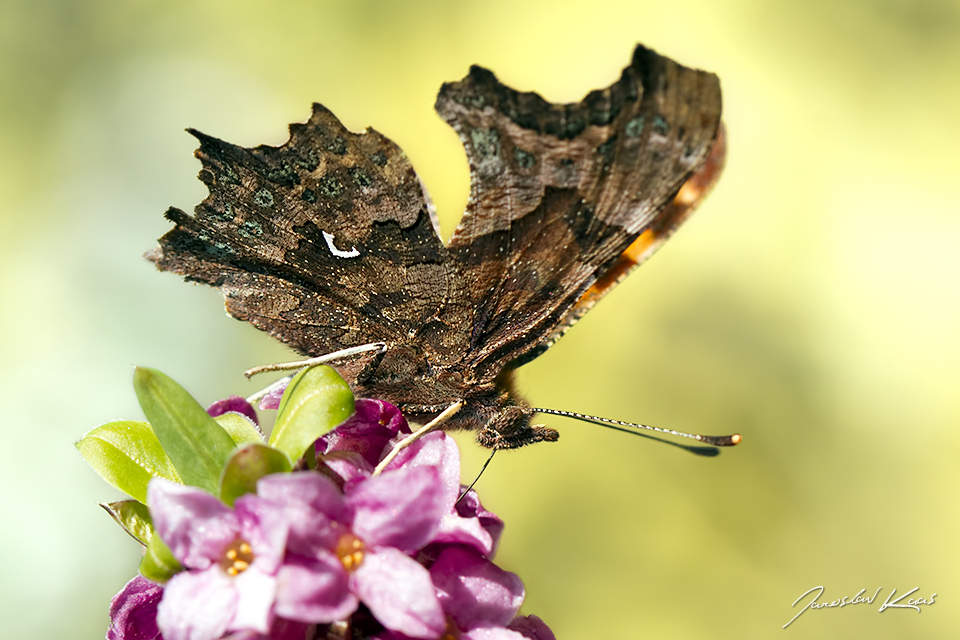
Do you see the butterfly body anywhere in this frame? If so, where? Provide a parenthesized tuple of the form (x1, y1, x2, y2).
(149, 45, 724, 450)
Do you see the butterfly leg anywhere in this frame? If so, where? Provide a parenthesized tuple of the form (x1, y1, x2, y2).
(243, 342, 386, 378)
(372, 400, 465, 475)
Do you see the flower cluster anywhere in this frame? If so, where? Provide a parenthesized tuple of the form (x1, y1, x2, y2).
(99, 381, 553, 640)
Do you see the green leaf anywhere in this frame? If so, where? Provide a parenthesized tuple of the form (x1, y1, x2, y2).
(101, 500, 154, 546)
(76, 421, 180, 503)
(220, 444, 292, 506)
(133, 367, 237, 494)
(214, 412, 266, 447)
(139, 533, 181, 584)
(269, 365, 355, 462)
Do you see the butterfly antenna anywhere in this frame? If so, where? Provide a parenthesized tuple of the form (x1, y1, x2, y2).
(532, 408, 741, 448)
(456, 448, 497, 506)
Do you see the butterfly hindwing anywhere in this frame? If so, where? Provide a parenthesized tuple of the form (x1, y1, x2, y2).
(538, 123, 728, 356)
(435, 45, 722, 378)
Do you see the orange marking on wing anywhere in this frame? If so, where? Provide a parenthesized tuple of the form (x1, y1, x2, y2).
(577, 123, 727, 306)
(623, 227, 659, 262)
(578, 230, 653, 306)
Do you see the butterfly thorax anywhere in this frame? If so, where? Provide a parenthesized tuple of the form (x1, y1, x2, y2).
(352, 347, 558, 450)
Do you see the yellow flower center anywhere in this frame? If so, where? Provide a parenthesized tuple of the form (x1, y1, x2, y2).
(219, 538, 255, 576)
(440, 617, 461, 640)
(335, 532, 365, 572)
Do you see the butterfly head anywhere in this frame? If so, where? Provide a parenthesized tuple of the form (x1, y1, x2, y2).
(473, 403, 559, 451)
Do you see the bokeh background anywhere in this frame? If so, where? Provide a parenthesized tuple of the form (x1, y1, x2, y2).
(2, 1, 958, 638)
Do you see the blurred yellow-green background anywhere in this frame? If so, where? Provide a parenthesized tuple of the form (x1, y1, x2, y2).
(2, 1, 958, 638)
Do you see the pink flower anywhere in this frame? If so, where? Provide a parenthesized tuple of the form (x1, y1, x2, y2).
(148, 479, 291, 640)
(259, 467, 447, 638)
(506, 615, 556, 640)
(317, 399, 411, 479)
(213, 616, 312, 640)
(207, 396, 259, 425)
(107, 575, 164, 640)
(430, 546, 524, 639)
(383, 432, 502, 560)
(107, 396, 553, 640)
(374, 546, 552, 640)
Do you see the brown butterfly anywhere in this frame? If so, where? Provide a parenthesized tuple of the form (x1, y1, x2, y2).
(148, 45, 727, 450)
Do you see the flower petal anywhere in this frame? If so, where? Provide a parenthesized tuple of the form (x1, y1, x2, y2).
(318, 399, 410, 467)
(322, 450, 375, 488)
(506, 615, 556, 640)
(430, 547, 524, 630)
(228, 568, 277, 634)
(455, 490, 504, 558)
(256, 472, 351, 554)
(382, 432, 460, 510)
(432, 512, 494, 557)
(234, 493, 291, 574)
(148, 478, 238, 569)
(368, 632, 410, 640)
(207, 396, 259, 425)
(220, 617, 313, 640)
(267, 616, 314, 640)
(258, 383, 287, 411)
(157, 568, 237, 640)
(351, 547, 445, 639)
(461, 628, 528, 640)
(274, 551, 358, 623)
(107, 575, 164, 640)
(349, 466, 445, 552)
(222, 632, 264, 640)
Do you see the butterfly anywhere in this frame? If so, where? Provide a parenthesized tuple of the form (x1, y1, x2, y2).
(147, 44, 725, 450)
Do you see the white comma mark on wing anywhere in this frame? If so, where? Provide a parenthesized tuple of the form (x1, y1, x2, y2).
(321, 230, 360, 258)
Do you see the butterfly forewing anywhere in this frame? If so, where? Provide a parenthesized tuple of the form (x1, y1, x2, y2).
(148, 104, 458, 359)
